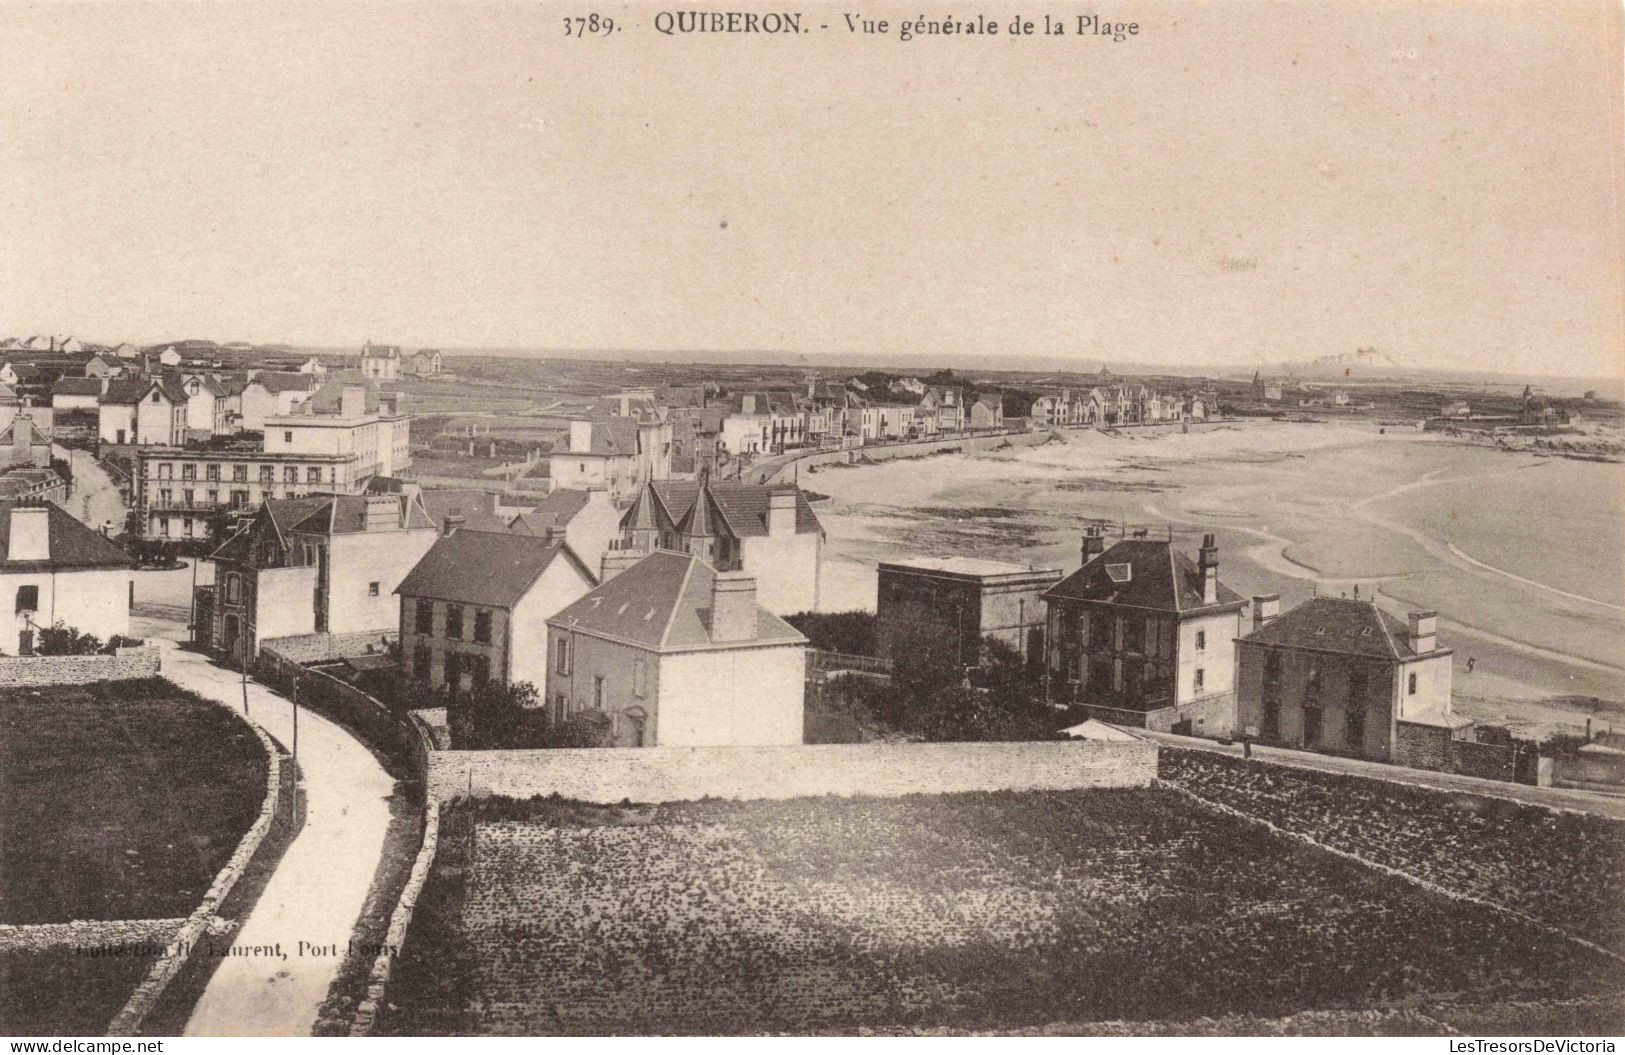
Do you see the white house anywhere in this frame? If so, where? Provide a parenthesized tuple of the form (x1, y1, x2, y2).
(358, 341, 402, 381)
(508, 487, 623, 575)
(0, 501, 134, 649)
(298, 357, 327, 375)
(546, 550, 807, 747)
(98, 379, 187, 446)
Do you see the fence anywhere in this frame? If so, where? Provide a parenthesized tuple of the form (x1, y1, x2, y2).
(807, 650, 894, 676)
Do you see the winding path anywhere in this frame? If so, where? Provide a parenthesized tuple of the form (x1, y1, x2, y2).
(144, 634, 394, 1036)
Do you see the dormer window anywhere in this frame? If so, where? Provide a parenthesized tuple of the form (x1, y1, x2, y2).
(1105, 563, 1132, 583)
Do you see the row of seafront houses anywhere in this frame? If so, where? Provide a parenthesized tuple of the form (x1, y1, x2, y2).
(181, 460, 1483, 778)
(872, 530, 1481, 775)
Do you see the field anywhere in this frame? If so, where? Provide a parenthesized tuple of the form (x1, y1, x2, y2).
(0, 677, 268, 924)
(382, 788, 1622, 1035)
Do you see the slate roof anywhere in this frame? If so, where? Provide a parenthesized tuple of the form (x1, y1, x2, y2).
(102, 379, 185, 405)
(1239, 597, 1448, 660)
(418, 489, 510, 533)
(305, 374, 382, 415)
(0, 502, 131, 569)
(53, 377, 104, 397)
(630, 481, 824, 538)
(210, 496, 332, 562)
(549, 550, 805, 651)
(250, 372, 319, 395)
(287, 494, 434, 535)
(562, 417, 642, 457)
(1044, 539, 1244, 613)
(395, 530, 592, 608)
(509, 488, 592, 536)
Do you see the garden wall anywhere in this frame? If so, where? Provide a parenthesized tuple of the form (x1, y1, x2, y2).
(427, 739, 1157, 804)
(106, 708, 283, 1036)
(261, 630, 395, 665)
(1394, 721, 1515, 782)
(0, 646, 158, 687)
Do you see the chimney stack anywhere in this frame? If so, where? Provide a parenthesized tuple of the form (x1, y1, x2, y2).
(543, 522, 568, 546)
(1252, 594, 1280, 632)
(442, 514, 466, 536)
(767, 488, 797, 537)
(569, 419, 593, 454)
(709, 570, 758, 643)
(599, 543, 642, 583)
(13, 415, 33, 454)
(1082, 524, 1105, 564)
(1198, 533, 1219, 605)
(1408, 610, 1438, 654)
(8, 503, 50, 561)
(340, 384, 367, 420)
(362, 494, 399, 532)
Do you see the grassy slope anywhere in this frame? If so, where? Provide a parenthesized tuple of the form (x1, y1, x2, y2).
(0, 678, 267, 924)
(382, 789, 1621, 1036)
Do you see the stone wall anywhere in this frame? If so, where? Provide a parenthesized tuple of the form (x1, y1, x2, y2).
(1157, 746, 1625, 955)
(0, 917, 184, 955)
(427, 739, 1157, 804)
(106, 708, 282, 1036)
(261, 629, 395, 665)
(0, 646, 159, 687)
(1395, 721, 1515, 782)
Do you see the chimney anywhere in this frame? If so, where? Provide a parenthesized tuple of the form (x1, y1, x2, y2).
(1198, 533, 1218, 605)
(13, 415, 33, 453)
(619, 393, 631, 416)
(599, 544, 642, 583)
(742, 393, 757, 415)
(710, 570, 758, 643)
(1408, 610, 1438, 654)
(767, 488, 797, 537)
(363, 494, 399, 532)
(1082, 525, 1105, 564)
(1252, 594, 1280, 632)
(442, 514, 466, 535)
(9, 503, 49, 561)
(543, 523, 568, 546)
(340, 384, 366, 419)
(569, 419, 593, 453)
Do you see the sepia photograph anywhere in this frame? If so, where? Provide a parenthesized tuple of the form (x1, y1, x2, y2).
(1, 0, 1623, 1044)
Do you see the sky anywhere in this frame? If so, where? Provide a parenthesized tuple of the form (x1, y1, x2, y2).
(1, 1, 1622, 378)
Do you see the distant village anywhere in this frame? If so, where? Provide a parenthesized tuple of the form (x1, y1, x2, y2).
(0, 332, 1614, 794)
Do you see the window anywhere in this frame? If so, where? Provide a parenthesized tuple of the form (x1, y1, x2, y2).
(1195, 630, 1206, 651)
(158, 463, 172, 479)
(1346, 710, 1365, 749)
(471, 655, 490, 687)
(206, 463, 220, 482)
(368, 581, 380, 597)
(1407, 672, 1418, 696)
(594, 675, 606, 709)
(181, 464, 196, 481)
(259, 465, 274, 484)
(1193, 668, 1205, 692)
(445, 604, 463, 640)
(307, 467, 321, 484)
(230, 490, 249, 508)
(474, 609, 492, 644)
(444, 651, 461, 689)
(284, 431, 293, 443)
(1348, 669, 1367, 702)
(183, 489, 194, 507)
(553, 693, 567, 723)
(415, 600, 433, 634)
(1303, 706, 1323, 747)
(207, 490, 219, 506)
(15, 585, 38, 613)
(284, 466, 298, 483)
(555, 635, 572, 675)
(233, 465, 247, 482)
(633, 658, 647, 698)
(159, 489, 172, 506)
(225, 574, 241, 603)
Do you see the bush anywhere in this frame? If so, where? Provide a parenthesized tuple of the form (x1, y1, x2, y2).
(34, 622, 102, 656)
(784, 610, 876, 656)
